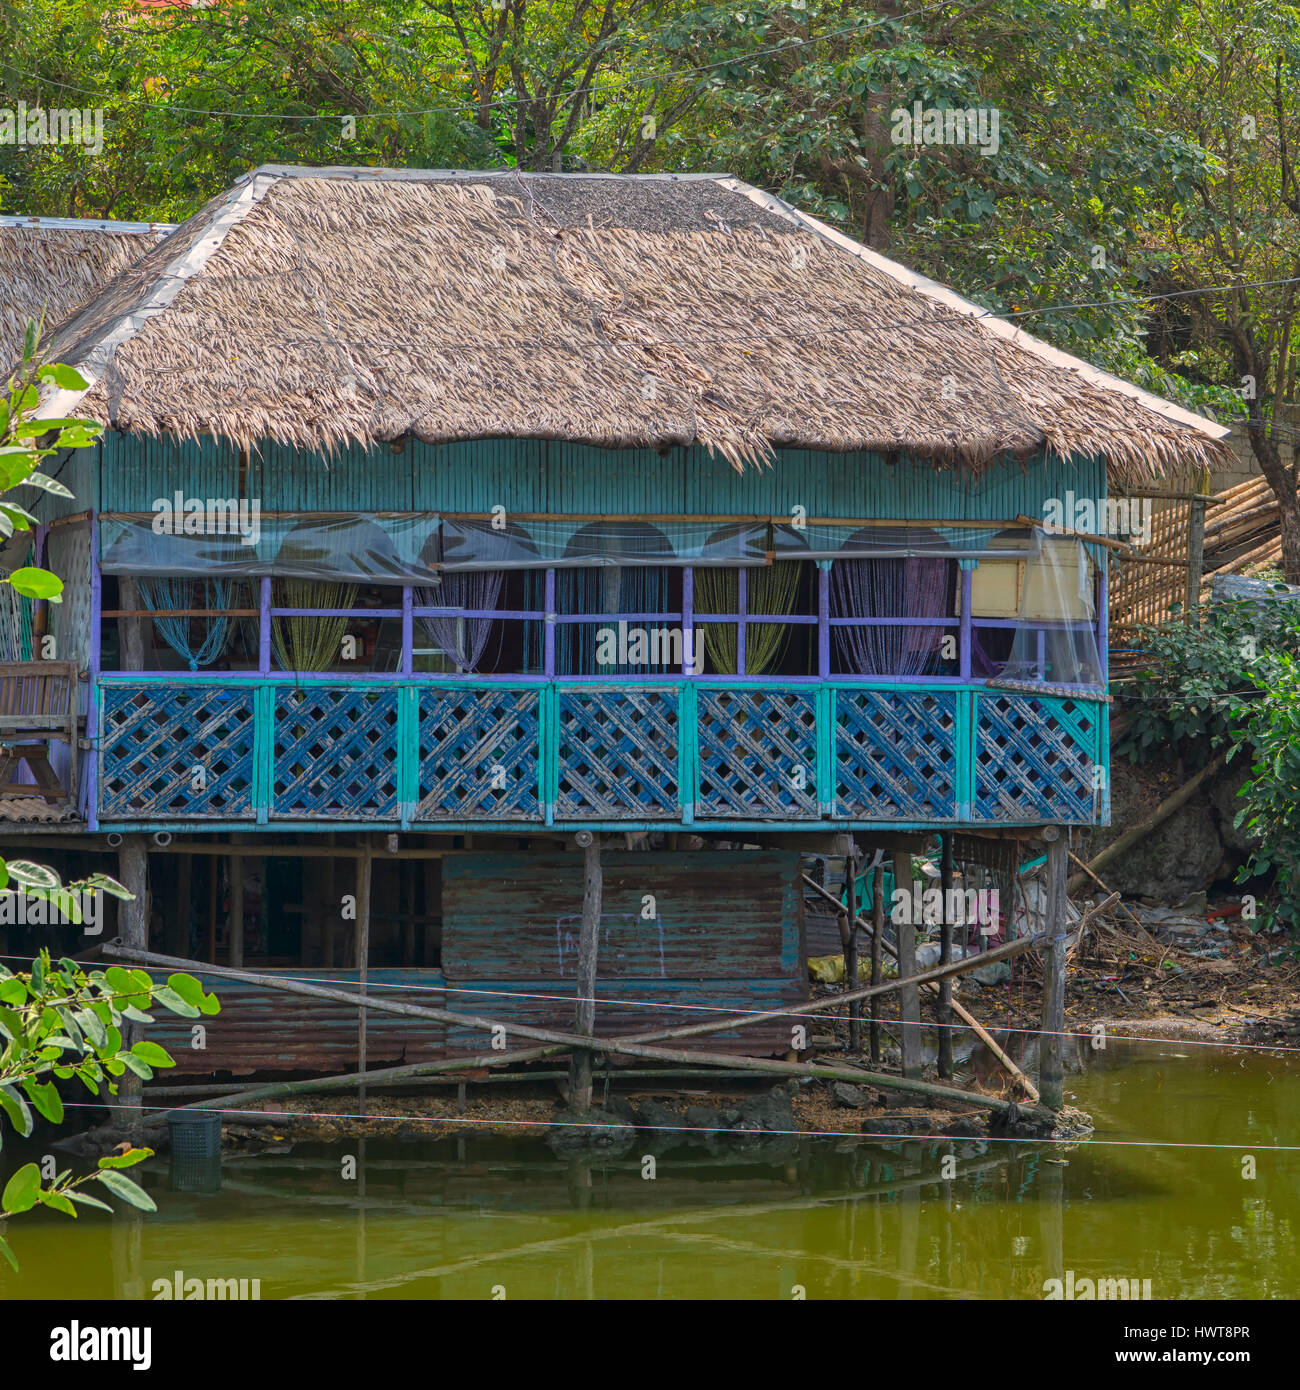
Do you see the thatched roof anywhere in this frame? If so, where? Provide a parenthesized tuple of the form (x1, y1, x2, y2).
(1, 216, 174, 376)
(34, 167, 1228, 477)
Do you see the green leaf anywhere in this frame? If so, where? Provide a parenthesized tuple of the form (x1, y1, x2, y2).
(0, 977, 26, 1006)
(34, 363, 88, 390)
(95, 1168, 156, 1212)
(119, 1053, 153, 1080)
(3, 860, 60, 890)
(0, 1232, 17, 1273)
(36, 1188, 76, 1216)
(2, 1163, 41, 1214)
(0, 1084, 33, 1138)
(131, 1040, 174, 1068)
(19, 472, 74, 498)
(5, 568, 63, 601)
(97, 1146, 153, 1169)
(65, 1188, 112, 1212)
(73, 1008, 107, 1048)
(22, 1079, 64, 1125)
(151, 985, 199, 1018)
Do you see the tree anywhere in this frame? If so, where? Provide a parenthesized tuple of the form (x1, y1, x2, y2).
(1137, 0, 1300, 582)
(0, 951, 219, 1273)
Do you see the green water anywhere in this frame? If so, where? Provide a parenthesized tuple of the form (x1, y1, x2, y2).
(2, 1043, 1295, 1300)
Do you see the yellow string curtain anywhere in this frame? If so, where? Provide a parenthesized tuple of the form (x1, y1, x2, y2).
(271, 579, 358, 672)
(696, 563, 800, 674)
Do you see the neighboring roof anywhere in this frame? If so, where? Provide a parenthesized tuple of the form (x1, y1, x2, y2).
(0, 795, 78, 824)
(34, 166, 1229, 477)
(0, 215, 175, 374)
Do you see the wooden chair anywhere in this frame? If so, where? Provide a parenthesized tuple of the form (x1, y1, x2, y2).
(0, 661, 80, 805)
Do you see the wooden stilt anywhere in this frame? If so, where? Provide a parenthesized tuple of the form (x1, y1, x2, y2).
(869, 865, 884, 1065)
(356, 844, 372, 1118)
(893, 850, 920, 1079)
(115, 835, 149, 1134)
(1040, 829, 1068, 1111)
(938, 833, 954, 1081)
(568, 834, 603, 1112)
(844, 843, 860, 1052)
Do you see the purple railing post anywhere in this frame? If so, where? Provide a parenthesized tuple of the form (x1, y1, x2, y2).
(401, 585, 414, 676)
(737, 566, 747, 676)
(682, 565, 694, 676)
(258, 576, 272, 675)
(959, 566, 973, 681)
(817, 563, 830, 678)
(544, 567, 556, 678)
(87, 513, 100, 831)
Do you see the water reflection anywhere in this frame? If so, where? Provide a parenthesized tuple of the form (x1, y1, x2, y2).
(2, 1043, 1296, 1300)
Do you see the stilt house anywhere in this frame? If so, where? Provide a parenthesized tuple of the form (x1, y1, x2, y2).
(0, 167, 1228, 1078)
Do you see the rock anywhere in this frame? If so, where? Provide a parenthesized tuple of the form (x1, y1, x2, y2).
(939, 1117, 985, 1139)
(987, 1101, 1057, 1139)
(970, 959, 1011, 986)
(861, 1114, 934, 1137)
(832, 1082, 872, 1109)
(545, 1109, 636, 1156)
(603, 1095, 640, 1126)
(637, 1099, 686, 1132)
(730, 1083, 795, 1134)
(683, 1105, 725, 1142)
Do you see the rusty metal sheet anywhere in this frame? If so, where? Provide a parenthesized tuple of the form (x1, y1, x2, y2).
(145, 968, 447, 1077)
(443, 978, 806, 1058)
(442, 851, 804, 981)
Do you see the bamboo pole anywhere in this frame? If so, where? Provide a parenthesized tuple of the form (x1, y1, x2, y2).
(802, 872, 1039, 1101)
(893, 851, 920, 1079)
(869, 866, 883, 1065)
(844, 845, 860, 1052)
(937, 834, 954, 1081)
(569, 834, 602, 1111)
(356, 845, 372, 1117)
(103, 934, 1049, 1119)
(1040, 832, 1068, 1112)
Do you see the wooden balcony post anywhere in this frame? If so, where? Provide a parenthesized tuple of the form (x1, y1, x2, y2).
(568, 832, 603, 1112)
(1040, 828, 1068, 1110)
(115, 834, 148, 1133)
(893, 849, 921, 1078)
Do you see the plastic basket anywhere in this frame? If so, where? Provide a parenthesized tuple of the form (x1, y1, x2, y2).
(167, 1108, 223, 1160)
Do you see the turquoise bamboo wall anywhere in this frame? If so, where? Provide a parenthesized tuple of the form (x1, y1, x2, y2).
(99, 433, 1107, 521)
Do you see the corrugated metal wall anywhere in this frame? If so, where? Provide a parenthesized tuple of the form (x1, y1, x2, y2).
(440, 849, 808, 1057)
(100, 433, 1105, 520)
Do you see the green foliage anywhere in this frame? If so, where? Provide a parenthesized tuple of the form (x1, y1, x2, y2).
(1118, 602, 1300, 763)
(0, 951, 219, 1271)
(1231, 653, 1300, 933)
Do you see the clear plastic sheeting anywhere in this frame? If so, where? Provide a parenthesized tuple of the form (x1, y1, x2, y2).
(99, 513, 442, 582)
(99, 513, 770, 578)
(995, 532, 1104, 688)
(773, 522, 1029, 561)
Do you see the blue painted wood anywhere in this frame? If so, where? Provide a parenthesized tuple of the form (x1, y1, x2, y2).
(416, 686, 542, 821)
(972, 691, 1100, 822)
(99, 682, 255, 819)
(555, 685, 679, 819)
(94, 675, 1111, 829)
(833, 688, 957, 819)
(696, 686, 819, 818)
(271, 685, 400, 819)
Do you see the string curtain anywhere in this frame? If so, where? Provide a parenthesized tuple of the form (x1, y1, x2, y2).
(696, 563, 801, 674)
(416, 570, 503, 673)
(139, 577, 242, 671)
(832, 556, 953, 676)
(271, 579, 358, 672)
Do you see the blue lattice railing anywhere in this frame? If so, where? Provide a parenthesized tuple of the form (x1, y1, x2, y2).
(95, 677, 1105, 829)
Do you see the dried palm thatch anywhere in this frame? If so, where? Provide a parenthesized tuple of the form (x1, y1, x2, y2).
(0, 217, 173, 375)
(35, 168, 1228, 479)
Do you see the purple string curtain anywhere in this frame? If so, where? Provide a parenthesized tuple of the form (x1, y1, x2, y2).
(831, 556, 952, 676)
(416, 569, 503, 672)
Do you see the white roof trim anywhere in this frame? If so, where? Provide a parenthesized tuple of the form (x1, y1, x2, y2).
(0, 215, 176, 234)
